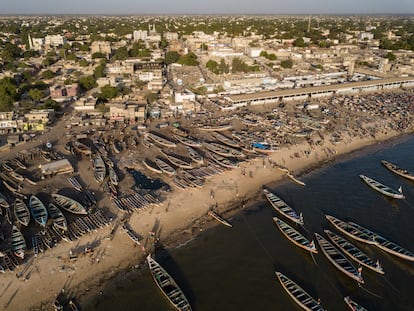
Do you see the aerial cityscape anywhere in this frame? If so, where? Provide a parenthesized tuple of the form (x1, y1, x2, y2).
(0, 1, 414, 310)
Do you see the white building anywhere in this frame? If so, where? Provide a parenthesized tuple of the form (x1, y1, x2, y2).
(175, 90, 195, 103)
(45, 35, 66, 47)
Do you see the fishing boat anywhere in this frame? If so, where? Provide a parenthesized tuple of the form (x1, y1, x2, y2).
(161, 151, 193, 169)
(182, 171, 204, 188)
(9, 171, 25, 182)
(14, 198, 30, 227)
(273, 217, 317, 253)
(172, 135, 202, 147)
(198, 124, 232, 132)
(287, 173, 306, 186)
(205, 152, 238, 169)
(73, 141, 92, 156)
(29, 195, 48, 227)
(2, 179, 20, 193)
(251, 142, 279, 154)
(155, 157, 176, 176)
(381, 160, 414, 181)
(204, 142, 245, 158)
(52, 193, 88, 215)
(24, 176, 38, 186)
(325, 215, 377, 245)
(211, 132, 240, 148)
(48, 203, 68, 231)
(263, 189, 304, 225)
(186, 146, 203, 164)
(171, 127, 188, 137)
(344, 296, 368, 311)
(146, 132, 177, 148)
(0, 192, 9, 208)
(315, 233, 364, 284)
(147, 254, 192, 311)
(143, 159, 163, 174)
(108, 166, 119, 185)
(11, 225, 26, 259)
(208, 210, 232, 228)
(275, 271, 325, 311)
(325, 230, 384, 274)
(373, 232, 414, 262)
(68, 177, 83, 192)
(12, 158, 26, 170)
(359, 174, 404, 199)
(1, 161, 13, 172)
(93, 154, 106, 183)
(121, 224, 141, 245)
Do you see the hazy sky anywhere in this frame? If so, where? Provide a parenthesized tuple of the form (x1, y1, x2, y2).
(0, 0, 413, 15)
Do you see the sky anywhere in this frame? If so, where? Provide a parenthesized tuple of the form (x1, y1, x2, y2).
(0, 0, 413, 15)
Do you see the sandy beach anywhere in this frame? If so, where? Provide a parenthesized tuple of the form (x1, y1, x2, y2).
(0, 120, 404, 310)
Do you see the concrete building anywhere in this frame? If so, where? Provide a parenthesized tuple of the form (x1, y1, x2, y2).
(40, 159, 74, 177)
(108, 102, 146, 122)
(45, 35, 66, 47)
(91, 41, 111, 56)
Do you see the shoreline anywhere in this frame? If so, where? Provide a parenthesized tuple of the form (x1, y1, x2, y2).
(0, 127, 410, 310)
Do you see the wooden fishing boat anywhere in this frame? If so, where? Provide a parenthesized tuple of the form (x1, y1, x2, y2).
(1, 161, 13, 172)
(325, 230, 384, 274)
(93, 154, 106, 183)
(381, 160, 414, 181)
(373, 232, 414, 262)
(208, 210, 232, 228)
(121, 224, 141, 245)
(29, 195, 48, 227)
(171, 127, 188, 137)
(263, 189, 304, 225)
(287, 173, 306, 186)
(108, 166, 119, 185)
(9, 171, 25, 182)
(186, 146, 203, 164)
(161, 151, 193, 169)
(344, 296, 368, 311)
(24, 175, 37, 185)
(172, 135, 202, 147)
(359, 174, 404, 199)
(41, 152, 52, 162)
(273, 217, 317, 253)
(205, 152, 238, 169)
(73, 141, 92, 156)
(48, 203, 68, 231)
(211, 132, 240, 148)
(12, 158, 27, 170)
(143, 159, 163, 174)
(142, 136, 154, 148)
(146, 132, 177, 148)
(315, 233, 364, 284)
(155, 157, 176, 176)
(68, 177, 83, 192)
(182, 171, 204, 188)
(52, 193, 88, 215)
(112, 140, 121, 154)
(325, 215, 377, 245)
(11, 225, 26, 259)
(147, 254, 192, 311)
(14, 198, 30, 227)
(198, 124, 232, 132)
(2, 179, 20, 193)
(0, 192, 9, 208)
(252, 142, 279, 154)
(275, 271, 325, 311)
(204, 142, 245, 158)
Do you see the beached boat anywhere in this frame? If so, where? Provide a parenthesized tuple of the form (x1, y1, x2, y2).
(344, 296, 368, 311)
(1, 161, 13, 172)
(12, 158, 26, 170)
(14, 198, 30, 227)
(93, 154, 106, 183)
(52, 193, 88, 215)
(252, 142, 279, 154)
(143, 159, 163, 174)
(186, 146, 203, 164)
(205, 152, 238, 169)
(204, 142, 245, 158)
(9, 171, 25, 182)
(29, 195, 48, 227)
(0, 192, 9, 208)
(287, 173, 306, 186)
(208, 210, 232, 228)
(122, 224, 141, 245)
(325, 215, 377, 245)
(2, 179, 20, 193)
(155, 157, 176, 176)
(108, 166, 119, 185)
(147, 132, 177, 148)
(161, 151, 193, 169)
(359, 174, 404, 199)
(325, 230, 384, 274)
(171, 127, 188, 137)
(211, 132, 240, 148)
(275, 271, 325, 311)
(24, 175, 38, 185)
(182, 170, 204, 188)
(172, 135, 202, 147)
(198, 124, 232, 132)
(263, 189, 304, 225)
(381, 160, 414, 181)
(48, 203, 68, 231)
(147, 254, 192, 311)
(11, 225, 26, 259)
(273, 217, 317, 253)
(68, 177, 83, 192)
(73, 141, 92, 156)
(315, 233, 364, 284)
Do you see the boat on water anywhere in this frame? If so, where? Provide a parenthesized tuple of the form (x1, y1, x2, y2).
(108, 166, 119, 185)
(146, 132, 177, 148)
(287, 173, 306, 186)
(147, 254, 192, 311)
(263, 189, 304, 225)
(155, 157, 176, 176)
(324, 230, 384, 274)
(48, 203, 68, 231)
(172, 135, 202, 147)
(143, 159, 163, 174)
(273, 217, 317, 253)
(359, 174, 404, 199)
(208, 210, 232, 228)
(275, 271, 325, 311)
(0, 192, 9, 208)
(325, 215, 377, 245)
(198, 124, 232, 132)
(93, 154, 106, 183)
(14, 198, 30, 227)
(315, 233, 363, 284)
(186, 146, 203, 164)
(29, 195, 48, 227)
(52, 193, 88, 215)
(11, 225, 26, 259)
(344, 296, 368, 311)
(381, 160, 414, 181)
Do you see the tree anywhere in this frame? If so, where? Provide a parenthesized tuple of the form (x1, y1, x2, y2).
(79, 59, 89, 67)
(145, 92, 158, 104)
(385, 52, 396, 61)
(92, 52, 106, 59)
(38, 98, 60, 110)
(113, 46, 128, 61)
(41, 70, 56, 79)
(231, 57, 251, 73)
(219, 58, 230, 73)
(0, 77, 17, 112)
(99, 84, 118, 100)
(206, 59, 219, 73)
(293, 37, 307, 47)
(178, 52, 198, 66)
(94, 64, 106, 78)
(1, 42, 22, 62)
(164, 51, 180, 65)
(28, 88, 44, 102)
(79, 75, 96, 91)
(281, 58, 293, 69)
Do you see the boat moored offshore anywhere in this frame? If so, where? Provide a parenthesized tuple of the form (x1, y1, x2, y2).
(359, 174, 404, 199)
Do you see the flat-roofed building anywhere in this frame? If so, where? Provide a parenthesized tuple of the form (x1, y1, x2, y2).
(40, 159, 74, 177)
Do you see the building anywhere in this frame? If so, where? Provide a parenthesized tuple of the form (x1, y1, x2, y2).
(44, 35, 66, 47)
(108, 102, 146, 122)
(40, 159, 74, 177)
(91, 41, 111, 56)
(28, 34, 44, 51)
(49, 84, 78, 101)
(175, 90, 195, 103)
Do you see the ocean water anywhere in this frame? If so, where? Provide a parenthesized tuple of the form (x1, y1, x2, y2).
(84, 136, 414, 311)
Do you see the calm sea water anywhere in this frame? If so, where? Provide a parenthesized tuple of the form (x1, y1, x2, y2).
(84, 136, 414, 311)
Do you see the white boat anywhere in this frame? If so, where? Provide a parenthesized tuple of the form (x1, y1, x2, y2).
(186, 146, 203, 164)
(146, 132, 177, 148)
(93, 154, 106, 183)
(11, 225, 26, 259)
(208, 210, 232, 228)
(147, 254, 192, 311)
(315, 233, 364, 284)
(381, 160, 414, 181)
(359, 174, 404, 199)
(52, 193, 88, 215)
(273, 217, 316, 253)
(29, 195, 48, 227)
(198, 124, 232, 132)
(67, 177, 83, 192)
(14, 198, 30, 227)
(48, 203, 68, 231)
(263, 189, 304, 225)
(172, 135, 202, 147)
(143, 159, 163, 174)
(344, 296, 368, 311)
(325, 215, 377, 245)
(287, 173, 306, 186)
(276, 271, 325, 311)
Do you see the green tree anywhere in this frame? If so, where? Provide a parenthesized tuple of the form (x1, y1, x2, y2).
(385, 52, 396, 61)
(41, 70, 56, 79)
(79, 59, 89, 67)
(280, 58, 293, 69)
(1, 42, 22, 62)
(92, 52, 106, 59)
(219, 58, 230, 73)
(0, 77, 17, 111)
(38, 98, 60, 110)
(28, 88, 44, 102)
(293, 37, 307, 47)
(113, 46, 128, 61)
(94, 64, 106, 78)
(164, 51, 180, 65)
(178, 52, 198, 66)
(79, 75, 96, 91)
(99, 84, 118, 100)
(145, 92, 158, 104)
(206, 59, 219, 73)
